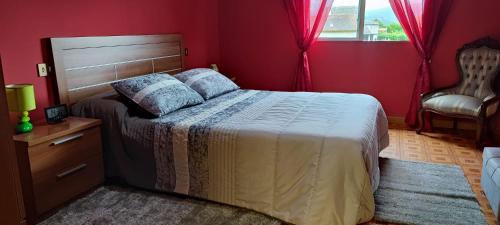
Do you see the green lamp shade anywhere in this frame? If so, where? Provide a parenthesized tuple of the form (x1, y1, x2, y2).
(5, 84, 36, 133)
(6, 84, 36, 112)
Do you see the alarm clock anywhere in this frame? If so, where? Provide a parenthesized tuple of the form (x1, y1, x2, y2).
(44, 104, 68, 124)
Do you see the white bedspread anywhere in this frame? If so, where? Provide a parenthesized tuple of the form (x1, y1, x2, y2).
(152, 90, 389, 225)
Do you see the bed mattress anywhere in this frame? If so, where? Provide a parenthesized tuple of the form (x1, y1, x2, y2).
(72, 89, 389, 225)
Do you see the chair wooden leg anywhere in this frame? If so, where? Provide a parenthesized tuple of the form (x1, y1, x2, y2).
(475, 118, 485, 148)
(453, 119, 459, 134)
(429, 113, 434, 130)
(416, 108, 424, 134)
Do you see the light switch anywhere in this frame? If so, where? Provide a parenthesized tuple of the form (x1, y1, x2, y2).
(37, 64, 48, 77)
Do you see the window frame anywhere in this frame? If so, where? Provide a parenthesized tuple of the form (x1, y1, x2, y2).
(318, 0, 407, 42)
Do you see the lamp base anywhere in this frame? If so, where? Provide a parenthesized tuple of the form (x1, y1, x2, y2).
(16, 111, 33, 134)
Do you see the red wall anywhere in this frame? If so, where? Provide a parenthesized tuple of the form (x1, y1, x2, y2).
(218, 0, 500, 141)
(1, 1, 500, 140)
(0, 0, 219, 121)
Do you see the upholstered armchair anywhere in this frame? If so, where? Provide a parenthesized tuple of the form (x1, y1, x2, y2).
(417, 37, 500, 146)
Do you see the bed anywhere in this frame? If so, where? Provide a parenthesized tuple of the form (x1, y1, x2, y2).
(50, 34, 389, 225)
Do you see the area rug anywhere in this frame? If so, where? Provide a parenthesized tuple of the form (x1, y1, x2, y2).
(38, 158, 487, 225)
(374, 158, 487, 225)
(38, 186, 282, 225)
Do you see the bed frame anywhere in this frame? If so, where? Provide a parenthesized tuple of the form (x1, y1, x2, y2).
(50, 34, 184, 105)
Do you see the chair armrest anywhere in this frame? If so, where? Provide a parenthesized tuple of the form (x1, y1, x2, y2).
(480, 96, 500, 117)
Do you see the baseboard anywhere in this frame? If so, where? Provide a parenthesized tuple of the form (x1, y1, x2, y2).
(387, 116, 476, 131)
(388, 116, 406, 127)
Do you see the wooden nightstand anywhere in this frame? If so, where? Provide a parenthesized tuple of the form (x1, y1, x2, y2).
(13, 117, 104, 224)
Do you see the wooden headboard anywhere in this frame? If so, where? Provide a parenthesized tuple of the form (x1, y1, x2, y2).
(50, 34, 184, 105)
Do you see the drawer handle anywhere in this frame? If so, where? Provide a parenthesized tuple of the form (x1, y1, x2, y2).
(51, 133, 84, 146)
(56, 164, 87, 179)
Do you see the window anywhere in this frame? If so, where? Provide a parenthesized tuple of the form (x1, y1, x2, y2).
(320, 0, 408, 41)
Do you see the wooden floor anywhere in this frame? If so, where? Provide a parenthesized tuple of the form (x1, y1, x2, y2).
(365, 122, 496, 225)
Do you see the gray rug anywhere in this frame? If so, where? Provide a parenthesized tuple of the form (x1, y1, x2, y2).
(375, 158, 487, 225)
(38, 159, 487, 225)
(38, 186, 282, 225)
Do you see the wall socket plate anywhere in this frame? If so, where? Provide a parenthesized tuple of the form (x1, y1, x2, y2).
(37, 63, 48, 77)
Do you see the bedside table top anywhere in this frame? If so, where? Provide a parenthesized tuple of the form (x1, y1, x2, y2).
(13, 117, 101, 147)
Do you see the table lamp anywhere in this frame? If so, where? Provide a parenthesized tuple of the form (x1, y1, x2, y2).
(6, 84, 36, 133)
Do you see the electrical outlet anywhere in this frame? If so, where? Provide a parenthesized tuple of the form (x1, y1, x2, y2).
(210, 64, 219, 72)
(37, 63, 48, 77)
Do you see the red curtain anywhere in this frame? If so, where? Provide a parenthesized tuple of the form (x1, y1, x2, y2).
(389, 0, 452, 127)
(284, 0, 333, 91)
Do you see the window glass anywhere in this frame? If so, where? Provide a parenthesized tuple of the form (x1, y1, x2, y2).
(363, 0, 408, 41)
(320, 0, 408, 41)
(320, 0, 360, 39)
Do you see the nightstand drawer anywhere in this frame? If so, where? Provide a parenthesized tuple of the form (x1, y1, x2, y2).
(33, 154, 103, 215)
(28, 126, 102, 177)
(27, 126, 104, 215)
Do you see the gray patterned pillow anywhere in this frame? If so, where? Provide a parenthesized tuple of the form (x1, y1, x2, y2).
(175, 68, 239, 100)
(111, 73, 204, 117)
